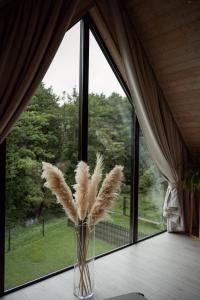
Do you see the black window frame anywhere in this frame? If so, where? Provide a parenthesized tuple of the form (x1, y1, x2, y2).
(0, 14, 166, 297)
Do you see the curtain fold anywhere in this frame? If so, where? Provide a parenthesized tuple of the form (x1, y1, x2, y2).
(109, 0, 188, 232)
(0, 0, 79, 143)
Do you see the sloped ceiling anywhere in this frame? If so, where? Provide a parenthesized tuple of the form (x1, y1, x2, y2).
(124, 0, 200, 156)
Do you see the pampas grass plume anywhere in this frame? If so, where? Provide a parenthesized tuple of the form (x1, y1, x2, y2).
(41, 162, 78, 223)
(87, 153, 103, 213)
(90, 165, 124, 225)
(74, 161, 90, 221)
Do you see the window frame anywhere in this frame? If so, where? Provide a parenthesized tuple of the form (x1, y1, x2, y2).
(0, 140, 6, 297)
(0, 14, 166, 297)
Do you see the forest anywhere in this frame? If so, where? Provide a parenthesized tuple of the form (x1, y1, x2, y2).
(5, 83, 165, 226)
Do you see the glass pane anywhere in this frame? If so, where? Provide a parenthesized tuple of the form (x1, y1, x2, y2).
(5, 22, 80, 290)
(138, 131, 167, 240)
(88, 30, 133, 254)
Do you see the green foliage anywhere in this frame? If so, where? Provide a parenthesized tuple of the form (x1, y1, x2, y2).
(6, 83, 164, 228)
(139, 168, 154, 194)
(88, 92, 132, 183)
(6, 84, 64, 224)
(182, 165, 200, 192)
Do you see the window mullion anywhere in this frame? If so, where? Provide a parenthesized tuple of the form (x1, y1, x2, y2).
(130, 117, 139, 243)
(78, 16, 90, 162)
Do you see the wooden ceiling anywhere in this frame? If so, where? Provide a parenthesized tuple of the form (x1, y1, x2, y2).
(124, 0, 200, 155)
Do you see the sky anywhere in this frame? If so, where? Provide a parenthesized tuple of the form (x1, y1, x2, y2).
(42, 22, 125, 99)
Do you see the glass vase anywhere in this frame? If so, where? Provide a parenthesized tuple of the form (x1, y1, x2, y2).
(73, 222, 95, 299)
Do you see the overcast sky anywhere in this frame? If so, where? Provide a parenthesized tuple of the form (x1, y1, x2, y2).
(42, 22, 125, 99)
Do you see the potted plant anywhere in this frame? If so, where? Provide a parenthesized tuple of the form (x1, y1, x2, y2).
(41, 154, 124, 299)
(182, 164, 200, 239)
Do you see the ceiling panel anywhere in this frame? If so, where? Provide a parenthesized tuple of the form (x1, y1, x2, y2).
(125, 0, 200, 155)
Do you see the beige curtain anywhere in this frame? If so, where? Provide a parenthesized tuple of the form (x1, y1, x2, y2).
(108, 0, 188, 232)
(0, 0, 80, 143)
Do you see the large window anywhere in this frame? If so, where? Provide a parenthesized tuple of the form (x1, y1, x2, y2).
(1, 16, 166, 295)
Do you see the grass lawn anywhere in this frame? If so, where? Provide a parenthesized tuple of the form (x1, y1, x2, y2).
(5, 217, 113, 290)
(110, 189, 165, 233)
(111, 213, 164, 232)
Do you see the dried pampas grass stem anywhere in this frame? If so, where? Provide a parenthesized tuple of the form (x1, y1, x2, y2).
(41, 156, 124, 299)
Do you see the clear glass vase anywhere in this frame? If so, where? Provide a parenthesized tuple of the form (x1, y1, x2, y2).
(73, 222, 95, 299)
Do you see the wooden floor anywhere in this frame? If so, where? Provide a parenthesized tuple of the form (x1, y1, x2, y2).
(2, 233, 200, 300)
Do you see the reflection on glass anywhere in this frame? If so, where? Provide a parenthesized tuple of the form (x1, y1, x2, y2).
(88, 30, 133, 253)
(138, 131, 167, 240)
(5, 23, 80, 290)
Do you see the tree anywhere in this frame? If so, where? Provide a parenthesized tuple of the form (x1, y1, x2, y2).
(6, 84, 164, 225)
(6, 84, 62, 223)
